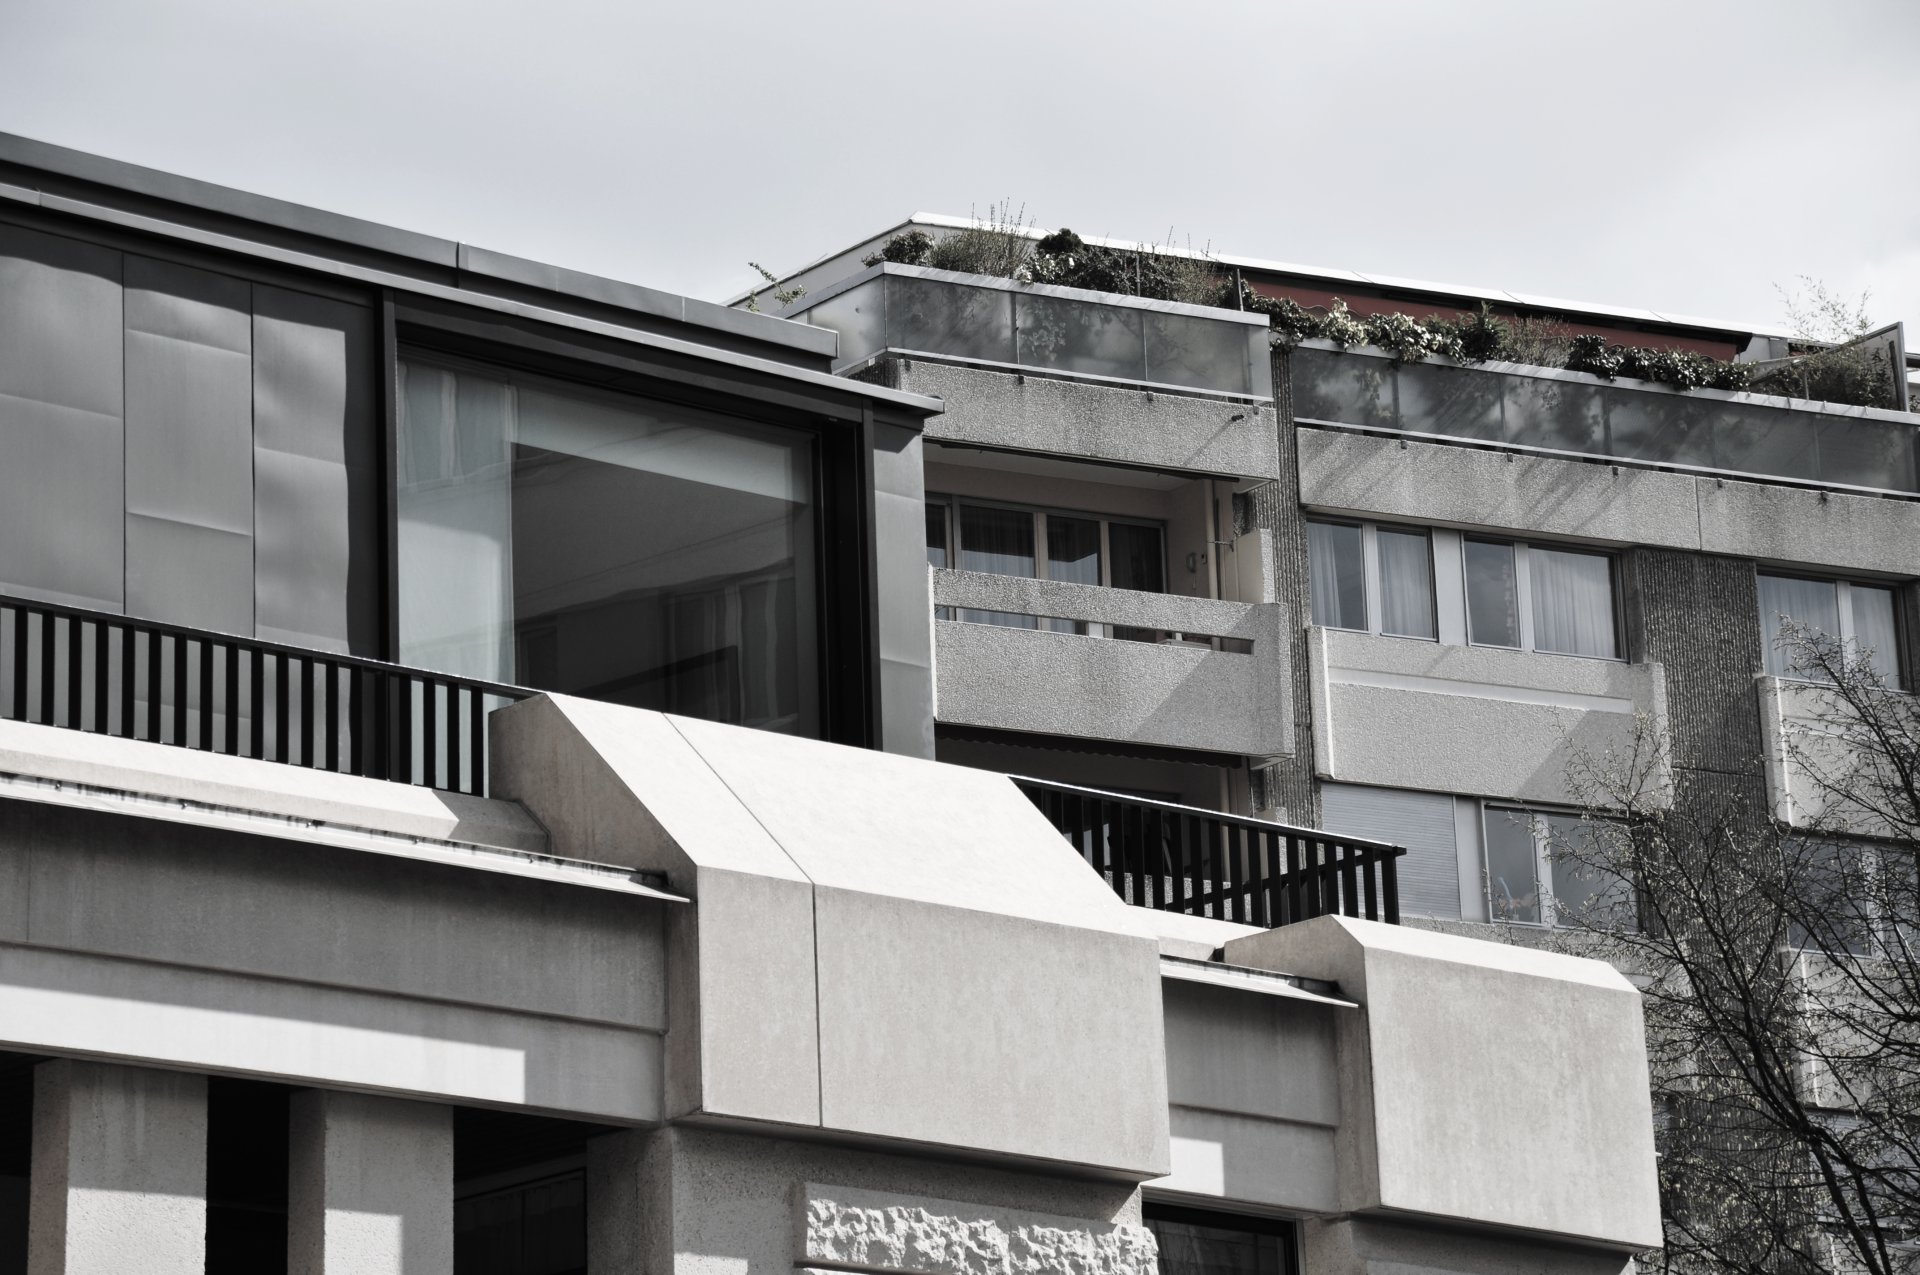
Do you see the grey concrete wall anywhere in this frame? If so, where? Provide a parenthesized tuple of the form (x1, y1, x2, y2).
(1226, 917, 1663, 1253)
(1300, 427, 1920, 577)
(1308, 627, 1670, 806)
(1302, 1216, 1634, 1275)
(1157, 979, 1341, 1213)
(899, 361, 1281, 480)
(492, 695, 1172, 1179)
(931, 570, 1289, 756)
(588, 1125, 1144, 1275)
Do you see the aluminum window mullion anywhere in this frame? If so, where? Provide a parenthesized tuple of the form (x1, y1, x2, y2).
(1033, 512, 1049, 581)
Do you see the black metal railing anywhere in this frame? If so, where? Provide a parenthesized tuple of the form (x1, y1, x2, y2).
(1015, 777, 1405, 927)
(0, 594, 531, 796)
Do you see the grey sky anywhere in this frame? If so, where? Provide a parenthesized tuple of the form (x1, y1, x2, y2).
(2, 0, 1915, 336)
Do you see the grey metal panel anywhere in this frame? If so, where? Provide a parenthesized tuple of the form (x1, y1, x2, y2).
(0, 222, 125, 609)
(122, 256, 256, 632)
(252, 284, 380, 654)
(1319, 782, 1462, 919)
(124, 514, 255, 634)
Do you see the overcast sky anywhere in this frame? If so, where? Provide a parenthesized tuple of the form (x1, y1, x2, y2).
(2, 0, 1915, 336)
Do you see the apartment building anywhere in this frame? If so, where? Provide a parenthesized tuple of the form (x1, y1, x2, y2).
(756, 213, 1920, 942)
(0, 136, 1660, 1275)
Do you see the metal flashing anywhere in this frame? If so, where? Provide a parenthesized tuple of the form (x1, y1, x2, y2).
(1158, 955, 1358, 1008)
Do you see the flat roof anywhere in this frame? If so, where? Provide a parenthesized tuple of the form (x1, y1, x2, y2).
(0, 131, 840, 364)
(741, 211, 1798, 343)
(0, 132, 943, 418)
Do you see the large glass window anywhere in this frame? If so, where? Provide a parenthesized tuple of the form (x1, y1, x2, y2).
(1146, 1205, 1294, 1275)
(1484, 806, 1635, 929)
(1757, 572, 1901, 685)
(928, 496, 1166, 635)
(1307, 519, 1435, 639)
(396, 355, 819, 736)
(1465, 537, 1617, 658)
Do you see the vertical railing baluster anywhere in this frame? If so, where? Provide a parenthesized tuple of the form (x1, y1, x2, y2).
(372, 671, 390, 781)
(422, 678, 439, 790)
(225, 645, 240, 755)
(348, 668, 365, 776)
(9, 606, 25, 723)
(446, 682, 462, 794)
(1361, 844, 1381, 921)
(92, 621, 108, 735)
(65, 613, 81, 729)
(1339, 841, 1360, 918)
(323, 664, 340, 773)
(38, 613, 55, 726)
(119, 625, 135, 738)
(299, 656, 315, 768)
(274, 652, 290, 763)
(1382, 848, 1401, 925)
(171, 631, 187, 746)
(198, 635, 213, 750)
(396, 673, 414, 785)
(250, 648, 265, 759)
(469, 687, 485, 796)
(144, 630, 162, 742)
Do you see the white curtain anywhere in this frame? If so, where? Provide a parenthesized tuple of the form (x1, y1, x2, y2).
(1307, 521, 1365, 630)
(1850, 584, 1900, 684)
(1529, 547, 1615, 658)
(1377, 528, 1435, 639)
(1757, 574, 1840, 679)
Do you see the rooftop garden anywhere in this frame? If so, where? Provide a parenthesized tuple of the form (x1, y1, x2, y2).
(856, 214, 1909, 414)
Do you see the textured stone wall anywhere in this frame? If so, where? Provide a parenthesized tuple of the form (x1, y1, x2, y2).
(1261, 349, 1321, 824)
(802, 1184, 1157, 1275)
(1622, 548, 1770, 833)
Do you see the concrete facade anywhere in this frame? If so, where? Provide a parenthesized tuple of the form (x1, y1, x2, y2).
(932, 570, 1290, 756)
(901, 361, 1281, 480)
(0, 142, 1681, 1275)
(1308, 626, 1670, 806)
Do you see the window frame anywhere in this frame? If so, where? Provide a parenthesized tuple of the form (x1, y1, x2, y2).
(1756, 570, 1905, 689)
(926, 493, 1169, 592)
(1304, 516, 1439, 642)
(1481, 802, 1636, 930)
(1306, 518, 1622, 659)
(1463, 535, 1621, 661)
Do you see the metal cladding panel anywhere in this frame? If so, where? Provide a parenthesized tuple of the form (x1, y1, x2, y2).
(124, 514, 256, 635)
(251, 284, 380, 654)
(0, 222, 125, 610)
(123, 256, 255, 629)
(1319, 781, 1461, 919)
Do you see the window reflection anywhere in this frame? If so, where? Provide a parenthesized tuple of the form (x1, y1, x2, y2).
(1146, 1208, 1292, 1275)
(396, 356, 819, 736)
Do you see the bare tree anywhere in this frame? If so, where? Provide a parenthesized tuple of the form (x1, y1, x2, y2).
(1557, 626, 1920, 1274)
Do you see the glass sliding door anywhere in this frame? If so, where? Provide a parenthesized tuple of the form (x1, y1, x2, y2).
(396, 354, 820, 737)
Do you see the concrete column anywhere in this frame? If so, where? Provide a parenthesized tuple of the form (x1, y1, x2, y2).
(28, 1059, 207, 1275)
(585, 1128, 670, 1275)
(288, 1090, 452, 1275)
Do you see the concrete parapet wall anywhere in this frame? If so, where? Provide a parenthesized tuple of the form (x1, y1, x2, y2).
(931, 570, 1289, 756)
(493, 696, 1171, 1179)
(1225, 917, 1662, 1253)
(901, 361, 1281, 479)
(1309, 627, 1669, 805)
(1300, 427, 1920, 576)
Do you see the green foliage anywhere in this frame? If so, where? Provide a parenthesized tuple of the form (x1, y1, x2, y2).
(861, 230, 934, 268)
(1027, 228, 1230, 306)
(922, 200, 1034, 279)
(743, 261, 806, 314)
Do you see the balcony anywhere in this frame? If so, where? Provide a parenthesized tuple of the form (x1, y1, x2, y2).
(787, 263, 1273, 399)
(1292, 341, 1920, 495)
(1016, 776, 1404, 925)
(931, 568, 1289, 756)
